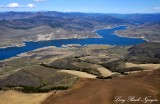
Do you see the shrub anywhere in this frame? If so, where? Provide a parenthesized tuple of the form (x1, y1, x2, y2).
(96, 76, 112, 79)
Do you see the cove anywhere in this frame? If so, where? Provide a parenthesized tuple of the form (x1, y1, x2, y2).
(0, 26, 146, 60)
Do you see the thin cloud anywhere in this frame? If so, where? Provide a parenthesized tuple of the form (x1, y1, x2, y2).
(65, 9, 71, 12)
(0, 5, 5, 8)
(153, 6, 160, 10)
(33, 0, 46, 2)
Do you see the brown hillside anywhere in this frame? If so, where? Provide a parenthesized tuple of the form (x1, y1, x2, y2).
(43, 69, 160, 104)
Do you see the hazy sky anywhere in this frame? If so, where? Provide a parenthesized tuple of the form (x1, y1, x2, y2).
(0, 0, 160, 13)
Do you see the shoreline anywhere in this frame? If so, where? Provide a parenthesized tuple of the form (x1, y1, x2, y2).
(0, 36, 101, 49)
(114, 31, 148, 41)
(93, 25, 124, 32)
(114, 28, 160, 43)
(0, 25, 149, 61)
(114, 32, 160, 43)
(0, 43, 26, 49)
(0, 25, 125, 49)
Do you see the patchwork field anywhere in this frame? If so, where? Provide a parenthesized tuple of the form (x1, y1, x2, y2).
(0, 42, 159, 104)
(0, 90, 52, 104)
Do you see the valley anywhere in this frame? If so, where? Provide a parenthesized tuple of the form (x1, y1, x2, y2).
(0, 11, 160, 104)
(0, 42, 160, 104)
(0, 12, 123, 48)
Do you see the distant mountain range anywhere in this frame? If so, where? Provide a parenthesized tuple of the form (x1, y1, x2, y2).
(1, 11, 160, 23)
(110, 13, 160, 24)
(0, 11, 160, 48)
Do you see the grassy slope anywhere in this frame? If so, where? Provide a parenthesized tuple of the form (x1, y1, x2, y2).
(0, 90, 52, 104)
(0, 43, 159, 91)
(0, 65, 78, 89)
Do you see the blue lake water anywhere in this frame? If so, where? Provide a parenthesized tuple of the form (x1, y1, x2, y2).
(0, 26, 146, 60)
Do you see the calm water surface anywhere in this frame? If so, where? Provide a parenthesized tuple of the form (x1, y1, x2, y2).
(0, 26, 145, 60)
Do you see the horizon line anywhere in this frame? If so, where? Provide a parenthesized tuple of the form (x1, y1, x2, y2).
(0, 10, 160, 14)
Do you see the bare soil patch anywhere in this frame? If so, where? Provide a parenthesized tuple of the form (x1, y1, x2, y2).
(43, 69, 160, 104)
